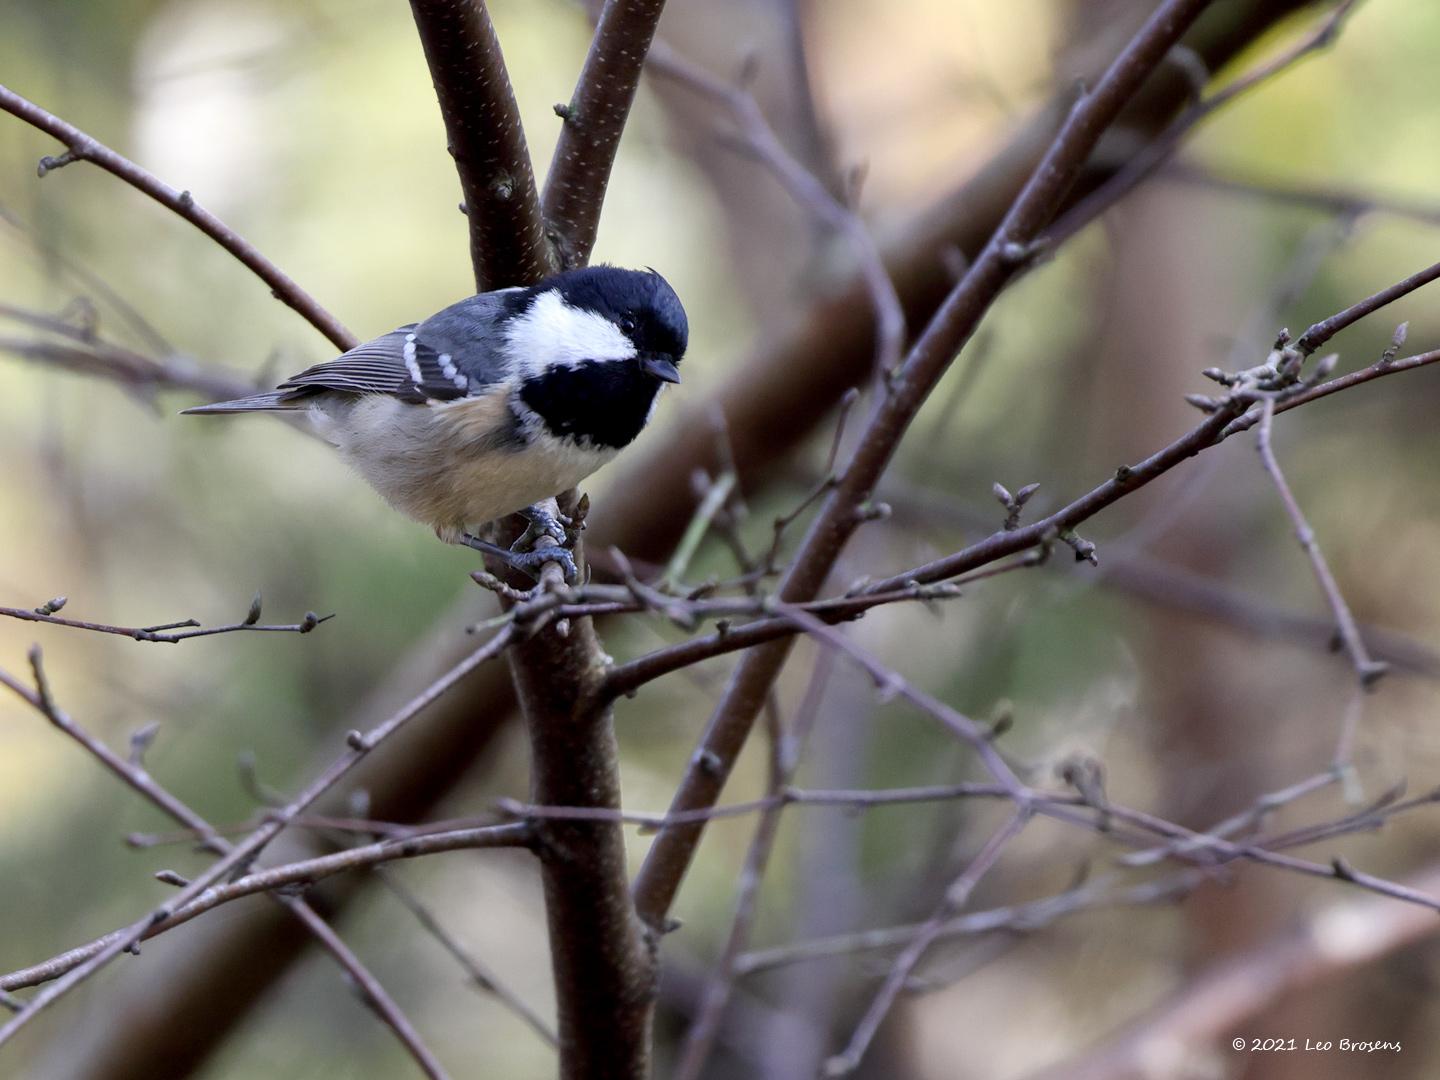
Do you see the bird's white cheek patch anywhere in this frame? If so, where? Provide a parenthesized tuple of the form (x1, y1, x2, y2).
(504, 289, 637, 378)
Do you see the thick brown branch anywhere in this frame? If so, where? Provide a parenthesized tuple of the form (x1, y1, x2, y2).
(407, 0, 552, 289)
(0, 84, 356, 350)
(410, 6, 654, 1072)
(543, 0, 669, 268)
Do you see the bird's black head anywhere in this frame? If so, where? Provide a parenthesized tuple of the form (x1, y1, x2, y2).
(550, 265, 688, 376)
(514, 266, 689, 450)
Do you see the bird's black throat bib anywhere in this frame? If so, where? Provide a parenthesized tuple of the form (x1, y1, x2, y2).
(518, 360, 661, 450)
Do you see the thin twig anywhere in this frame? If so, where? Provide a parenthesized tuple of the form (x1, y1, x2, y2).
(823, 810, 1032, 1076)
(375, 870, 558, 1049)
(0, 628, 513, 1045)
(0, 595, 332, 643)
(0, 650, 460, 1079)
(868, 345, 1440, 596)
(0, 84, 355, 350)
(1253, 395, 1388, 686)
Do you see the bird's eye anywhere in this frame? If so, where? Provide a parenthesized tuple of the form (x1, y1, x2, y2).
(619, 314, 638, 335)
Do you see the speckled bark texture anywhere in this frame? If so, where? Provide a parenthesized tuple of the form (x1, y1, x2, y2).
(543, 0, 669, 270)
(409, 0, 553, 290)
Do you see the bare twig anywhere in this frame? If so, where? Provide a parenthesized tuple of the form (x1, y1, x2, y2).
(736, 870, 1208, 976)
(0, 594, 331, 643)
(867, 346, 1440, 596)
(1049, 0, 1363, 249)
(0, 84, 356, 350)
(631, 0, 1218, 930)
(0, 822, 532, 994)
(823, 810, 1032, 1076)
(1295, 258, 1440, 354)
(0, 627, 513, 1046)
(0, 650, 459, 1079)
(375, 871, 558, 1049)
(1253, 396, 1388, 686)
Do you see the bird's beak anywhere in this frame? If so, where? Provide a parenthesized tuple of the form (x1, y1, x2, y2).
(640, 354, 681, 384)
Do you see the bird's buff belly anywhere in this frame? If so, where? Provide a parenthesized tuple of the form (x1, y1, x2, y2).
(313, 394, 615, 538)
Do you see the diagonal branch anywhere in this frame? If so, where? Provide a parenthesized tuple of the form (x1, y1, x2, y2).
(632, 0, 1220, 928)
(0, 84, 356, 350)
(407, 0, 553, 289)
(0, 626, 513, 1049)
(543, 0, 670, 268)
(0, 651, 453, 1080)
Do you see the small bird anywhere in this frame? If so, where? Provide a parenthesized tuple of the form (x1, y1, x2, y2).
(184, 265, 687, 582)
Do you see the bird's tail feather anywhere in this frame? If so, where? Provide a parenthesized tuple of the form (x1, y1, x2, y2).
(181, 392, 298, 415)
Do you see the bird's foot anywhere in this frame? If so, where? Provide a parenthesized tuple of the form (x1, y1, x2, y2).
(515, 501, 572, 550)
(503, 544, 578, 585)
(460, 527, 578, 586)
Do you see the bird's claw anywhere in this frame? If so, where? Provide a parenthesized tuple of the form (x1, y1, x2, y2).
(504, 543, 578, 585)
(517, 503, 571, 549)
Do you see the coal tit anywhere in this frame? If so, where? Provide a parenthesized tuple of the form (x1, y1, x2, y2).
(184, 265, 687, 582)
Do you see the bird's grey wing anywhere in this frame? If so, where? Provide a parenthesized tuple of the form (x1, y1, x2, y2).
(410, 289, 525, 385)
(277, 290, 524, 404)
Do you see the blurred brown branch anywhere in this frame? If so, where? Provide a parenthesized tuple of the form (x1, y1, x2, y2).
(0, 300, 255, 402)
(1023, 862, 1440, 1080)
(1159, 160, 1440, 227)
(1050, 0, 1363, 248)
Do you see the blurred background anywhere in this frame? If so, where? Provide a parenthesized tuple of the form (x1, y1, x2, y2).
(4, 1, 1440, 1077)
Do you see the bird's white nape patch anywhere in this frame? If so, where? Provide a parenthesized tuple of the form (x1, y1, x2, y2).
(504, 289, 636, 378)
